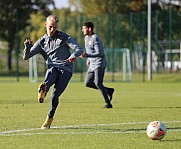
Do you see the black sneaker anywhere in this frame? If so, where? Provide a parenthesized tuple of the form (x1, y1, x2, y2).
(108, 88, 114, 101)
(104, 103, 113, 108)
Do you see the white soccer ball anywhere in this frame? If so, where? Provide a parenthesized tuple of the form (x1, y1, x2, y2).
(146, 121, 166, 140)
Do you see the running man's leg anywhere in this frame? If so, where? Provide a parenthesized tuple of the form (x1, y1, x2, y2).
(38, 67, 58, 103)
(48, 68, 72, 118)
(41, 67, 61, 129)
(106, 87, 114, 101)
(85, 69, 97, 89)
(85, 68, 114, 101)
(94, 68, 112, 107)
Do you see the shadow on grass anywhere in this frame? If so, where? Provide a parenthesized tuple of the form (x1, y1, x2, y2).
(58, 126, 181, 135)
(132, 106, 181, 109)
(163, 139, 181, 142)
(63, 127, 146, 132)
(0, 100, 37, 104)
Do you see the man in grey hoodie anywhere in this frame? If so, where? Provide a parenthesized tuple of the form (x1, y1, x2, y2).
(23, 15, 84, 129)
(81, 22, 114, 108)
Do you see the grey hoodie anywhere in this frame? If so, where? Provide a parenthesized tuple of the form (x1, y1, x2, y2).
(23, 31, 84, 73)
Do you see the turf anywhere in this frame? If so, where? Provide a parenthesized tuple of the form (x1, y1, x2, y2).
(0, 76, 181, 149)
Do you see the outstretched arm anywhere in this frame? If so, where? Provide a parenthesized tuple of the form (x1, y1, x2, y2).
(23, 39, 46, 60)
(23, 39, 33, 60)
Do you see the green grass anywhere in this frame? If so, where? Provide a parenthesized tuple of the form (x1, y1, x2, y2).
(0, 76, 181, 149)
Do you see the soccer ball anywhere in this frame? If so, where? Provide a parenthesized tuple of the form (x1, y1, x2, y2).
(146, 121, 166, 140)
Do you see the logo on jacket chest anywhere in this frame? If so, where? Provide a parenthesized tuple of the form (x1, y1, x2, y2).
(44, 38, 62, 50)
(56, 39, 62, 45)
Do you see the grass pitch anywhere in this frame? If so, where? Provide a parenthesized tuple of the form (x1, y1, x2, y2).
(0, 76, 181, 149)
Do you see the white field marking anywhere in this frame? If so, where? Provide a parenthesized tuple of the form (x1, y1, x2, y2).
(0, 120, 181, 137)
(1, 129, 181, 137)
(0, 130, 146, 136)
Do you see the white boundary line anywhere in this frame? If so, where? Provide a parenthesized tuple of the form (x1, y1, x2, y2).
(1, 120, 181, 136)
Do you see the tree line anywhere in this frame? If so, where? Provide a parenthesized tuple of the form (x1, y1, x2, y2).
(0, 0, 180, 72)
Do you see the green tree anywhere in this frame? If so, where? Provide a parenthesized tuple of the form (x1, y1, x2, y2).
(69, 0, 147, 16)
(20, 12, 46, 44)
(69, 0, 180, 16)
(0, 0, 55, 71)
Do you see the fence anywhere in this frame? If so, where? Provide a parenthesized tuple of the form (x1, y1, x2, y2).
(0, 9, 181, 82)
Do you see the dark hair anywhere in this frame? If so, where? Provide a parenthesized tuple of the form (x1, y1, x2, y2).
(83, 22, 94, 29)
